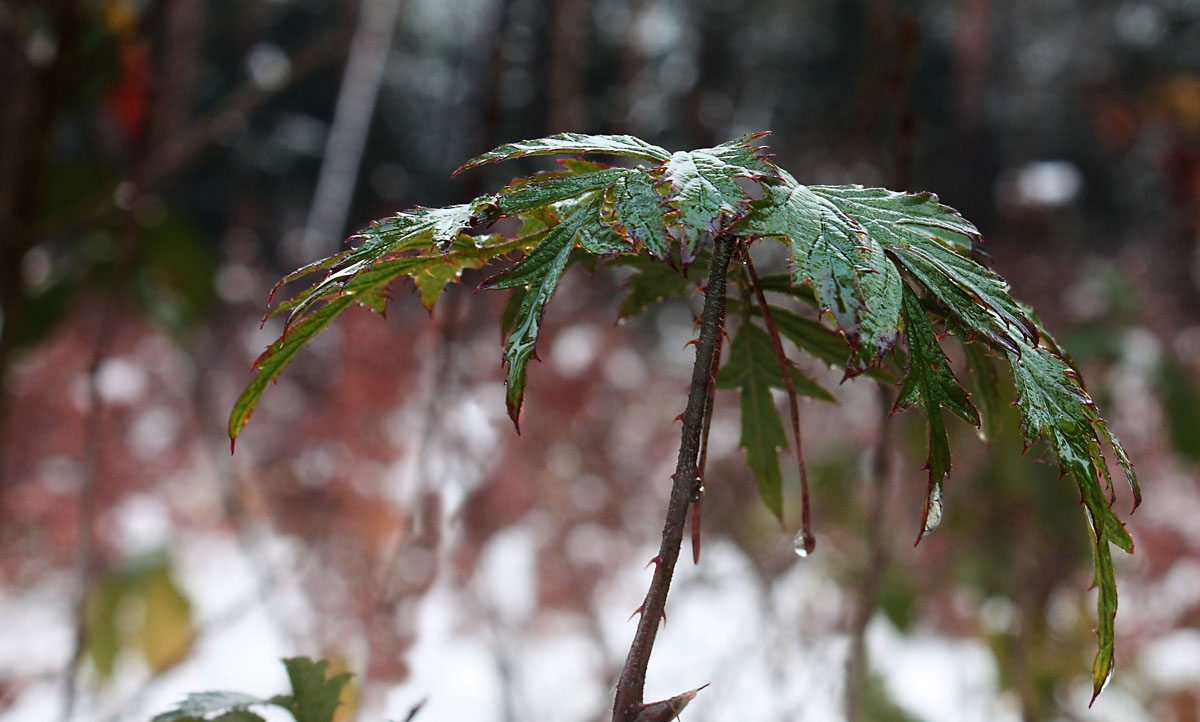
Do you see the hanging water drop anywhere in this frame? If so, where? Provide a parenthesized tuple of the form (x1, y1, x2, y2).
(924, 485, 944, 533)
(792, 530, 816, 558)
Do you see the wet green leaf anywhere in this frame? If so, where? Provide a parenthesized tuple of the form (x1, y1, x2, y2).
(1006, 334, 1137, 701)
(895, 286, 979, 540)
(737, 301, 855, 372)
(483, 196, 603, 427)
(612, 168, 672, 259)
(496, 168, 630, 217)
(717, 322, 798, 519)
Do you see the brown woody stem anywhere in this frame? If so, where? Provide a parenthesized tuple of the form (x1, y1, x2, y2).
(611, 233, 736, 722)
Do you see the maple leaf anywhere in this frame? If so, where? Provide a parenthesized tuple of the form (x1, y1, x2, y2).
(809, 185, 1038, 354)
(725, 295, 863, 376)
(494, 167, 631, 217)
(482, 195, 606, 427)
(737, 172, 903, 370)
(1004, 332, 1138, 702)
(228, 206, 529, 442)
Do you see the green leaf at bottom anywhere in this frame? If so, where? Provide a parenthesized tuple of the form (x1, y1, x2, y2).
(718, 322, 793, 519)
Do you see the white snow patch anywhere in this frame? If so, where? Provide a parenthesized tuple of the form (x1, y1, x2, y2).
(474, 525, 540, 625)
(868, 615, 1019, 722)
(96, 357, 149, 405)
(1138, 628, 1200, 689)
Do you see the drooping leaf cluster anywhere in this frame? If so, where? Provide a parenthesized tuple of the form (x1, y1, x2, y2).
(229, 133, 1138, 699)
(151, 657, 351, 722)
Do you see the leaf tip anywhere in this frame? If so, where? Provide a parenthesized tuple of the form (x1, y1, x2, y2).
(505, 396, 524, 434)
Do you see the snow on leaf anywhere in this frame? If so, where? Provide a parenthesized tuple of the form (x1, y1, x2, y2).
(151, 691, 271, 722)
(453, 133, 671, 176)
(738, 172, 903, 370)
(661, 134, 778, 265)
(431, 201, 487, 253)
(810, 185, 1038, 353)
(482, 196, 603, 427)
(895, 286, 980, 542)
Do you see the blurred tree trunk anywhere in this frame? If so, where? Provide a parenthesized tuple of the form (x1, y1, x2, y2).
(547, 0, 588, 133)
(950, 0, 996, 221)
(0, 0, 80, 437)
(153, 0, 205, 142)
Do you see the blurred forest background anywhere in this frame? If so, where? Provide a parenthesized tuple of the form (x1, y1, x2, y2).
(3, 1, 1200, 721)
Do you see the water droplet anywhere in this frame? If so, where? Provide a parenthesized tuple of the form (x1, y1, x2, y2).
(792, 530, 816, 558)
(924, 485, 944, 533)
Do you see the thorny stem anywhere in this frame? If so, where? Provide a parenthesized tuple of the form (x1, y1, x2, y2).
(743, 249, 814, 552)
(611, 233, 736, 722)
